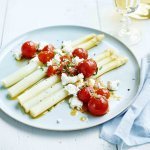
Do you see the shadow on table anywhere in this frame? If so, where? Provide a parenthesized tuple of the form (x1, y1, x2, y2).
(0, 110, 99, 138)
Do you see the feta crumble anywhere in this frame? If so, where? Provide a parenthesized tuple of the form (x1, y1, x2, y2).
(54, 48, 64, 56)
(72, 56, 84, 65)
(62, 41, 73, 54)
(46, 54, 61, 66)
(53, 54, 61, 64)
(107, 80, 120, 91)
(37, 41, 48, 51)
(13, 50, 22, 61)
(64, 84, 79, 96)
(76, 79, 84, 88)
(87, 79, 95, 87)
(69, 96, 83, 110)
(61, 73, 84, 85)
(47, 60, 53, 66)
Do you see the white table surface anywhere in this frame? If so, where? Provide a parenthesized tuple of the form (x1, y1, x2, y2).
(0, 0, 150, 150)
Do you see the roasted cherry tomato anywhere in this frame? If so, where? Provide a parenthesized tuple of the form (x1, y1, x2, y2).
(47, 65, 56, 77)
(72, 48, 88, 59)
(88, 96, 109, 116)
(21, 41, 37, 58)
(96, 88, 110, 99)
(77, 87, 94, 103)
(77, 59, 97, 78)
(38, 50, 54, 64)
(42, 44, 55, 52)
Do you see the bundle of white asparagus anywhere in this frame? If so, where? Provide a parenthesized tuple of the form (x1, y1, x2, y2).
(1, 34, 128, 118)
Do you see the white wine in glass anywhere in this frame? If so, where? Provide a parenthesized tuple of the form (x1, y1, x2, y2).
(114, 0, 141, 45)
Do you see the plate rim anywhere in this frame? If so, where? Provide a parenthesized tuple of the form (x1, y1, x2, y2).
(0, 25, 140, 131)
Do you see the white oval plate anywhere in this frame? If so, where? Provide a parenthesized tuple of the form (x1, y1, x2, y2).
(0, 25, 140, 131)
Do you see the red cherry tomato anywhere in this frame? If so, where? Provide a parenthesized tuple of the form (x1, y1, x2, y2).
(38, 50, 54, 64)
(42, 44, 55, 52)
(88, 96, 109, 116)
(96, 88, 110, 99)
(77, 59, 97, 78)
(77, 87, 94, 103)
(21, 41, 37, 58)
(47, 65, 56, 77)
(72, 48, 88, 59)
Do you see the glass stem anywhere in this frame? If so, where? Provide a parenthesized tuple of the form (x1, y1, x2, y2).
(120, 13, 131, 34)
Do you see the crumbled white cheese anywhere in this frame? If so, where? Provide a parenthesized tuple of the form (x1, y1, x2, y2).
(76, 79, 84, 88)
(53, 54, 61, 64)
(72, 56, 84, 65)
(94, 83, 103, 89)
(87, 79, 95, 87)
(37, 41, 48, 51)
(56, 118, 62, 124)
(78, 73, 84, 80)
(61, 73, 84, 85)
(46, 54, 60, 66)
(65, 84, 80, 96)
(69, 96, 83, 110)
(62, 41, 73, 54)
(47, 60, 53, 66)
(13, 50, 22, 61)
(107, 80, 120, 91)
(54, 48, 64, 56)
(94, 78, 106, 89)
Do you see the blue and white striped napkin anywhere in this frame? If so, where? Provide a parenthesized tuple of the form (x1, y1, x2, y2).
(100, 56, 150, 150)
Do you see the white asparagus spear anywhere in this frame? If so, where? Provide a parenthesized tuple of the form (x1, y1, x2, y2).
(75, 34, 104, 50)
(30, 56, 127, 117)
(18, 75, 60, 105)
(30, 88, 68, 117)
(97, 54, 118, 67)
(8, 67, 47, 98)
(71, 33, 96, 47)
(23, 82, 63, 113)
(93, 57, 128, 79)
(94, 49, 115, 62)
(1, 62, 39, 88)
(22, 54, 114, 112)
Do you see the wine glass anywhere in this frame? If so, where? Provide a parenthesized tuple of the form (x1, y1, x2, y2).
(114, 0, 141, 45)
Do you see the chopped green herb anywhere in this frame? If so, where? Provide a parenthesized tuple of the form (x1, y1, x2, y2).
(93, 68, 98, 75)
(99, 66, 103, 70)
(41, 67, 44, 71)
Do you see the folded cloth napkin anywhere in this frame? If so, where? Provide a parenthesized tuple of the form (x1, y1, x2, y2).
(100, 56, 150, 150)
